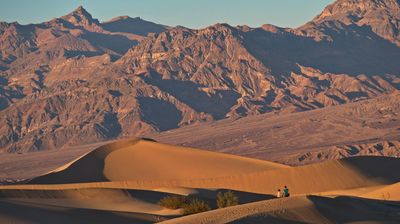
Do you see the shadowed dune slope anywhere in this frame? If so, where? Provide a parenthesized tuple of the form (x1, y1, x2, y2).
(0, 199, 164, 224)
(160, 195, 400, 224)
(0, 187, 183, 216)
(29, 138, 288, 184)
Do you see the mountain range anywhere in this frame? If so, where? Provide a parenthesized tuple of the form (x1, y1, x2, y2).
(0, 0, 399, 155)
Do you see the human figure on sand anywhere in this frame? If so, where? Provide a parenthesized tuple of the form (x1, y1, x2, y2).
(283, 185, 290, 197)
(276, 189, 282, 198)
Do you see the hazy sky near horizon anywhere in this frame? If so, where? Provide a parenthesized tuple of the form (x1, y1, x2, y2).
(0, 0, 334, 29)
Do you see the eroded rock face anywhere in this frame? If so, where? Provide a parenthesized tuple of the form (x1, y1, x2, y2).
(282, 140, 400, 166)
(155, 92, 400, 166)
(297, 0, 400, 46)
(0, 1, 399, 152)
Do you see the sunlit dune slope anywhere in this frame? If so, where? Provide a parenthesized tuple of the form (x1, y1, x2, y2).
(362, 182, 400, 201)
(29, 138, 287, 184)
(151, 156, 400, 195)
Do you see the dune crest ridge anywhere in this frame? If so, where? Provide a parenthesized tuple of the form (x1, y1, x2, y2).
(29, 138, 287, 185)
(0, 139, 399, 223)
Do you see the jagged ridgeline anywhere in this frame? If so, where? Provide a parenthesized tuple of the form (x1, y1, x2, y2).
(0, 0, 400, 152)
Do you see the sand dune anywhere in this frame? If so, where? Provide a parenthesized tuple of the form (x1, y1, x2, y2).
(0, 140, 113, 181)
(160, 195, 400, 224)
(1, 139, 399, 195)
(0, 199, 167, 224)
(29, 138, 287, 184)
(1, 138, 399, 223)
(362, 182, 400, 201)
(0, 188, 181, 216)
(4, 139, 396, 197)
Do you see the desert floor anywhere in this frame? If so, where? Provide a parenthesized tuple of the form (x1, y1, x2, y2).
(0, 138, 399, 223)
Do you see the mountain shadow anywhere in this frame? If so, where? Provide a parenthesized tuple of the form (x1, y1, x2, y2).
(141, 71, 240, 120)
(244, 22, 400, 76)
(102, 16, 166, 36)
(138, 97, 183, 131)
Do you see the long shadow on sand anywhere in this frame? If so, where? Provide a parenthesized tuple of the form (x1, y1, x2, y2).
(194, 188, 275, 205)
(339, 156, 400, 183)
(0, 200, 165, 224)
(308, 195, 400, 223)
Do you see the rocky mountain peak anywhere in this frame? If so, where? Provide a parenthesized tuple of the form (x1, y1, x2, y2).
(314, 0, 400, 22)
(203, 23, 235, 33)
(261, 24, 286, 33)
(61, 6, 100, 28)
(194, 23, 240, 40)
(297, 0, 400, 46)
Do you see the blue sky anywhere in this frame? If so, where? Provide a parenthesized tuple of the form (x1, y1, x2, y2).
(0, 0, 334, 28)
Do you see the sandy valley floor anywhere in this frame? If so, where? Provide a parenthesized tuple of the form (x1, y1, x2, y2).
(0, 139, 399, 223)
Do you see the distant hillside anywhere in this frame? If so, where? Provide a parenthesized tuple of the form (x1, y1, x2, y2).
(155, 92, 400, 165)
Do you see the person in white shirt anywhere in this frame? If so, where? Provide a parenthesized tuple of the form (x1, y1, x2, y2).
(276, 189, 282, 198)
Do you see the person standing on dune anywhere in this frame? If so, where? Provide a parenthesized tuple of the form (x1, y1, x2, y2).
(283, 186, 290, 197)
(276, 189, 282, 198)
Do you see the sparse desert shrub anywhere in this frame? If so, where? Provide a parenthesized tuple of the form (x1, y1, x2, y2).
(217, 191, 239, 208)
(158, 195, 187, 209)
(182, 198, 211, 215)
